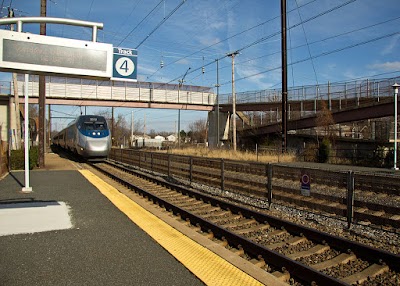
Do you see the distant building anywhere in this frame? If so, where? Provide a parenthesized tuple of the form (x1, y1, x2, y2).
(166, 134, 176, 142)
(134, 136, 163, 148)
(154, 135, 165, 141)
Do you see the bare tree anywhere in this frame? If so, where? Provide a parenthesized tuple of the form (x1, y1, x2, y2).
(113, 114, 130, 147)
(29, 104, 39, 118)
(316, 100, 335, 139)
(188, 118, 207, 143)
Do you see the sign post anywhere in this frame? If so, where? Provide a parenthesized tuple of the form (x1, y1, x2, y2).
(22, 74, 32, 193)
(0, 17, 113, 193)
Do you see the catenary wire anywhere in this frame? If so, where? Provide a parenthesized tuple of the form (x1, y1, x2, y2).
(135, 0, 187, 49)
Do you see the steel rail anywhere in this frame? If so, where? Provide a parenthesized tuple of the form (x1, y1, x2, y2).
(90, 161, 345, 285)
(90, 160, 400, 284)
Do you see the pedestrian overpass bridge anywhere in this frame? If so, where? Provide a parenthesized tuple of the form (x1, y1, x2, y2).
(12, 75, 216, 111)
(2, 74, 399, 147)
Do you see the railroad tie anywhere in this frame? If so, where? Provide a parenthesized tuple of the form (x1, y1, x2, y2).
(190, 206, 220, 215)
(312, 253, 356, 271)
(287, 244, 330, 260)
(271, 270, 290, 282)
(223, 218, 256, 228)
(201, 210, 231, 219)
(342, 263, 389, 285)
(236, 224, 271, 235)
(250, 258, 266, 268)
(267, 235, 307, 250)
(390, 214, 400, 220)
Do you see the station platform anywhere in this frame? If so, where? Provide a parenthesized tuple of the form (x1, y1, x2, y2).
(0, 153, 282, 286)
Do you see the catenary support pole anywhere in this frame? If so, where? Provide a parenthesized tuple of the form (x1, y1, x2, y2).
(281, 0, 288, 152)
(393, 83, 399, 170)
(38, 0, 47, 168)
(228, 51, 238, 151)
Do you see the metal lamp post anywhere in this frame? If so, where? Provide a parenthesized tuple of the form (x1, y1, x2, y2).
(392, 83, 399, 170)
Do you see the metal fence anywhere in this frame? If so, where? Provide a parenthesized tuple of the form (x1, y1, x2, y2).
(219, 77, 400, 105)
(109, 148, 400, 228)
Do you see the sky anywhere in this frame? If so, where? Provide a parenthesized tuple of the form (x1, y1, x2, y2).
(1, 0, 400, 133)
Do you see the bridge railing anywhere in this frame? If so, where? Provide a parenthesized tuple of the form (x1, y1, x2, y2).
(12, 75, 217, 106)
(220, 77, 400, 135)
(220, 77, 400, 106)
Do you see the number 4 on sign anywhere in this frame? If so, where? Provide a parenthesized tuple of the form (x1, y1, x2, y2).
(120, 60, 128, 72)
(115, 57, 135, 77)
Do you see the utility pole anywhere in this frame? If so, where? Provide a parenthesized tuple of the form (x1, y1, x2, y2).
(177, 67, 191, 148)
(215, 58, 220, 148)
(38, 0, 47, 167)
(143, 113, 146, 137)
(177, 84, 181, 148)
(111, 107, 114, 146)
(228, 51, 239, 151)
(48, 104, 51, 147)
(131, 110, 134, 148)
(281, 0, 288, 153)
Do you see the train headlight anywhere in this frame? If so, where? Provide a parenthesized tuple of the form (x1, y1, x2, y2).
(92, 132, 96, 136)
(97, 132, 100, 135)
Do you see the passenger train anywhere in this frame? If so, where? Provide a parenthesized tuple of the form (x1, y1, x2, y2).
(53, 115, 111, 159)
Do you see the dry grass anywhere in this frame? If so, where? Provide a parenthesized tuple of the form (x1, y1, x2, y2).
(158, 147, 297, 163)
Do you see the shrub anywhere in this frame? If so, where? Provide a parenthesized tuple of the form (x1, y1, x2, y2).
(10, 147, 38, 170)
(302, 143, 318, 162)
(318, 138, 331, 163)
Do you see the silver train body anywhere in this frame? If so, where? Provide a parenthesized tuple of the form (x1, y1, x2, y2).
(53, 115, 111, 159)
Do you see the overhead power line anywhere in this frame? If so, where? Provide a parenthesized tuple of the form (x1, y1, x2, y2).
(135, 0, 187, 49)
(117, 0, 164, 47)
(294, 0, 319, 86)
(162, 0, 359, 88)
(147, 0, 319, 81)
(212, 14, 400, 76)
(222, 31, 400, 86)
(86, 0, 95, 21)
(237, 0, 357, 53)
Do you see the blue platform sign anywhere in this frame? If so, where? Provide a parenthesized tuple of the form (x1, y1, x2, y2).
(112, 47, 137, 82)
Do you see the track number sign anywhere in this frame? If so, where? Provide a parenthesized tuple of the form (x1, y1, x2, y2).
(112, 47, 137, 82)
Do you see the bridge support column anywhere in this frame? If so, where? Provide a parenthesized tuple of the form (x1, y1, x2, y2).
(208, 110, 229, 148)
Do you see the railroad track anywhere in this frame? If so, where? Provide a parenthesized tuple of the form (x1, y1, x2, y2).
(88, 160, 400, 286)
(133, 155, 400, 229)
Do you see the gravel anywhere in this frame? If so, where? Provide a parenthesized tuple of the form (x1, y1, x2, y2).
(162, 170, 400, 255)
(110, 161, 400, 285)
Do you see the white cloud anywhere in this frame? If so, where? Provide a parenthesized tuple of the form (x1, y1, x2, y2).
(381, 35, 400, 55)
(177, 58, 190, 65)
(368, 61, 400, 72)
(209, 21, 227, 30)
(236, 64, 279, 91)
(198, 36, 222, 47)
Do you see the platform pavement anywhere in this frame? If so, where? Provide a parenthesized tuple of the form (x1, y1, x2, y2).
(0, 162, 205, 285)
(0, 153, 281, 286)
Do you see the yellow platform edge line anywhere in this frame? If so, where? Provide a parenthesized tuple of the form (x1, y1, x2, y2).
(79, 169, 264, 286)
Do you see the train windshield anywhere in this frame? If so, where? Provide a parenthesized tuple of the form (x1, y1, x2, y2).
(83, 121, 107, 130)
(78, 116, 108, 131)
